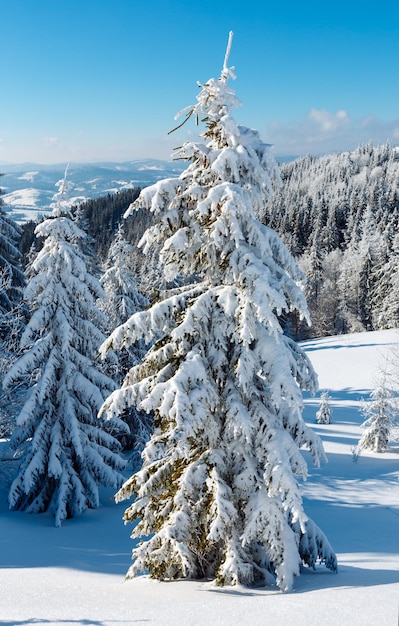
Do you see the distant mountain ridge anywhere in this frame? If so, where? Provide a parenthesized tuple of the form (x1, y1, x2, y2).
(0, 160, 187, 223)
(0, 156, 297, 223)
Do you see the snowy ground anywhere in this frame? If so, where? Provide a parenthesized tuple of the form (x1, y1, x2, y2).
(1, 329, 398, 625)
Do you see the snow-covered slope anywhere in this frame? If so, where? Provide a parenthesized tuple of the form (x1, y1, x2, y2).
(0, 160, 186, 222)
(0, 329, 398, 625)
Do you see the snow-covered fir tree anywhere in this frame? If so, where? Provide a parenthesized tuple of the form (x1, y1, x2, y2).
(0, 178, 26, 349)
(299, 247, 333, 338)
(100, 224, 151, 461)
(4, 175, 126, 526)
(100, 34, 337, 591)
(358, 368, 395, 453)
(0, 298, 27, 439)
(0, 178, 25, 314)
(316, 391, 333, 424)
(374, 233, 399, 329)
(100, 223, 148, 332)
(0, 181, 27, 442)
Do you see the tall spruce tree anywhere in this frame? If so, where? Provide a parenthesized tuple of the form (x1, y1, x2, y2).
(4, 175, 125, 526)
(374, 234, 399, 329)
(100, 34, 337, 590)
(0, 178, 27, 441)
(100, 224, 151, 461)
(100, 224, 148, 333)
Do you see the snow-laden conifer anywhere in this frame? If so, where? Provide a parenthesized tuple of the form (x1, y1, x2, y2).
(0, 179, 26, 352)
(0, 180, 25, 314)
(100, 224, 151, 461)
(100, 224, 148, 332)
(374, 234, 399, 329)
(316, 391, 333, 424)
(4, 173, 126, 526)
(0, 181, 27, 449)
(358, 367, 395, 453)
(100, 33, 337, 590)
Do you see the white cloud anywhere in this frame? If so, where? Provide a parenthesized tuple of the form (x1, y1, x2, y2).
(42, 136, 63, 149)
(266, 109, 399, 156)
(307, 108, 350, 133)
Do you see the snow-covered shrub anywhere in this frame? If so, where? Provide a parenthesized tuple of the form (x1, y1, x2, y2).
(316, 391, 333, 424)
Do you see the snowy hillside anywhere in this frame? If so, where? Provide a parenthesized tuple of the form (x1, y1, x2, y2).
(1, 329, 398, 625)
(0, 160, 186, 222)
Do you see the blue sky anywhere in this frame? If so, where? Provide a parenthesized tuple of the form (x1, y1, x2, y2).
(1, 0, 399, 164)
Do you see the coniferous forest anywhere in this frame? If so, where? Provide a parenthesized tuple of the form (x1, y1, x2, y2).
(2, 145, 398, 458)
(263, 142, 399, 339)
(19, 141, 399, 340)
(2, 145, 399, 467)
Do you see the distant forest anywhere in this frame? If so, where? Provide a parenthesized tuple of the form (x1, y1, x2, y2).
(262, 142, 399, 338)
(20, 188, 143, 262)
(18, 142, 399, 340)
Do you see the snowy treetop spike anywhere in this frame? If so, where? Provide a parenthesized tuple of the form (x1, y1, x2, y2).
(59, 161, 71, 197)
(221, 31, 235, 81)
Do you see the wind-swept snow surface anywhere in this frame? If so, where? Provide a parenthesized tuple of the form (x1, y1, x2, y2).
(0, 329, 398, 624)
